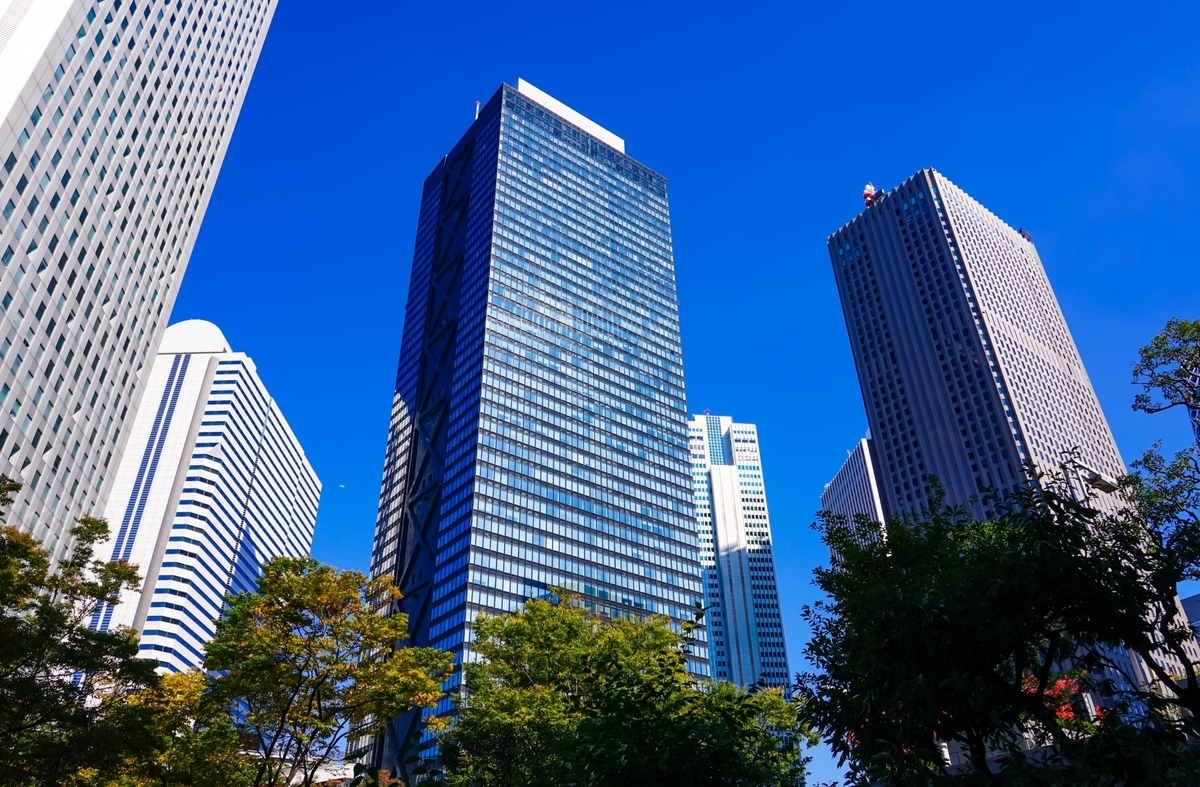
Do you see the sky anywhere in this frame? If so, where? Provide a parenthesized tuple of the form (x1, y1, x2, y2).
(169, 0, 1200, 781)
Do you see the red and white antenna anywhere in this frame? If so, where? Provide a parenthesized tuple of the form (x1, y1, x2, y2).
(863, 182, 878, 207)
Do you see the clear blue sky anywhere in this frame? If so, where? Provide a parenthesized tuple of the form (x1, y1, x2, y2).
(170, 0, 1200, 780)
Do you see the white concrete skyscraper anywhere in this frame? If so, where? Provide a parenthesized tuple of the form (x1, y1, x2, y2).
(0, 0, 278, 558)
(92, 320, 318, 673)
(829, 169, 1126, 518)
(689, 414, 788, 688)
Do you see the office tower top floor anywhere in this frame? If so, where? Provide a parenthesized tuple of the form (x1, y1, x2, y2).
(0, 0, 277, 556)
(370, 80, 705, 748)
(829, 169, 1124, 517)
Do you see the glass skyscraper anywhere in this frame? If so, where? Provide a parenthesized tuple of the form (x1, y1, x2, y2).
(369, 80, 704, 767)
(0, 0, 278, 560)
(688, 414, 787, 688)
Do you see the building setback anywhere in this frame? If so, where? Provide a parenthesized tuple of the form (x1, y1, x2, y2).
(689, 414, 788, 688)
(92, 320, 319, 673)
(828, 169, 1125, 519)
(369, 80, 705, 767)
(0, 0, 278, 559)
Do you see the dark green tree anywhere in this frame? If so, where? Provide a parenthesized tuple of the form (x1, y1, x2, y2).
(1132, 316, 1200, 416)
(800, 477, 1132, 785)
(440, 594, 812, 787)
(0, 477, 162, 787)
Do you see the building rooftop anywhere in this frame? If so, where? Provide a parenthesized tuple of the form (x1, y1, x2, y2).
(159, 319, 231, 355)
(516, 78, 625, 153)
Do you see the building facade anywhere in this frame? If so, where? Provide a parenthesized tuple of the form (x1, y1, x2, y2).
(369, 80, 705, 765)
(91, 319, 318, 673)
(829, 168, 1199, 707)
(689, 414, 787, 688)
(829, 169, 1126, 519)
(821, 433, 886, 545)
(0, 0, 278, 558)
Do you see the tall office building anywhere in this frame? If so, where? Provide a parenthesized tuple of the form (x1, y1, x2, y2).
(829, 169, 1126, 519)
(821, 433, 886, 544)
(92, 319, 319, 673)
(369, 80, 704, 765)
(829, 169, 1200, 698)
(689, 414, 787, 687)
(0, 0, 278, 558)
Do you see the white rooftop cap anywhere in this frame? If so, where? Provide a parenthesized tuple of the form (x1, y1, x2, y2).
(516, 79, 625, 154)
(159, 319, 231, 354)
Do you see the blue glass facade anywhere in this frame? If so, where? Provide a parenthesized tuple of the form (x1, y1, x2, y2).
(369, 83, 704, 766)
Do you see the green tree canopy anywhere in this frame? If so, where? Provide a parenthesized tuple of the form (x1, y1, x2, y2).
(440, 594, 812, 787)
(204, 557, 454, 787)
(1132, 316, 1200, 416)
(83, 670, 253, 787)
(802, 468, 1200, 786)
(0, 477, 162, 787)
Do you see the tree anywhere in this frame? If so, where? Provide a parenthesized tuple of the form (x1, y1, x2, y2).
(0, 476, 162, 787)
(1132, 316, 1200, 416)
(86, 671, 253, 787)
(800, 466, 1200, 786)
(203, 557, 454, 787)
(1085, 316, 1200, 723)
(797, 318, 1200, 785)
(440, 594, 812, 787)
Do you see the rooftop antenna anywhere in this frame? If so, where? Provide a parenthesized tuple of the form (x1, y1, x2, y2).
(703, 408, 711, 415)
(474, 100, 480, 120)
(863, 182, 879, 207)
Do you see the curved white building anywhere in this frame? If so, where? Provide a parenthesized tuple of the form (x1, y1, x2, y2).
(93, 319, 319, 672)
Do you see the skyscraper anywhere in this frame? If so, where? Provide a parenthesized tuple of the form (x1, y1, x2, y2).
(821, 433, 886, 542)
(369, 80, 704, 765)
(92, 319, 319, 673)
(829, 169, 1126, 518)
(828, 169, 1200, 699)
(0, 0, 278, 558)
(689, 414, 788, 687)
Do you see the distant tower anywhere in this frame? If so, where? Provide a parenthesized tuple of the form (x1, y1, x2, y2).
(93, 320, 319, 673)
(821, 433, 886, 545)
(828, 169, 1125, 519)
(688, 414, 788, 687)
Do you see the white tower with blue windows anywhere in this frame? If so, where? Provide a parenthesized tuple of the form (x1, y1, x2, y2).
(92, 319, 319, 672)
(688, 413, 788, 687)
